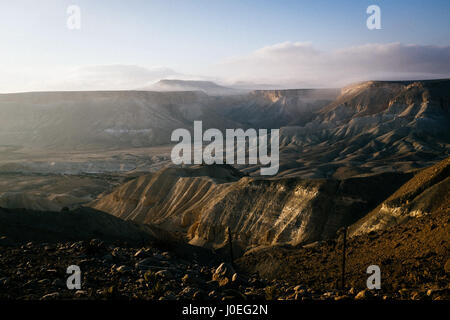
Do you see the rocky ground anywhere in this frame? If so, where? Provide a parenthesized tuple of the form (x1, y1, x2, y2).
(1, 223, 448, 301)
(237, 209, 450, 301)
(0, 168, 448, 301)
(0, 238, 269, 300)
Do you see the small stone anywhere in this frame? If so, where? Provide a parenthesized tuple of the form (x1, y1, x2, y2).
(293, 285, 304, 292)
(355, 289, 368, 300)
(135, 257, 159, 271)
(212, 262, 235, 281)
(116, 265, 131, 273)
(134, 249, 150, 259)
(193, 290, 206, 300)
(410, 291, 421, 300)
(74, 290, 88, 297)
(334, 295, 349, 301)
(155, 270, 173, 278)
(182, 274, 191, 283)
(37, 279, 51, 285)
(41, 292, 60, 300)
(161, 252, 171, 259)
(218, 277, 230, 287)
(179, 286, 195, 297)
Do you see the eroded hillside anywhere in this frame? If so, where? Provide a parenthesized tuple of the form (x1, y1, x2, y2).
(89, 164, 413, 253)
(350, 156, 450, 235)
(0, 80, 448, 179)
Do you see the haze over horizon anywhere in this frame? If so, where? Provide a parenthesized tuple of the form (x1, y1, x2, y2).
(1, 0, 450, 92)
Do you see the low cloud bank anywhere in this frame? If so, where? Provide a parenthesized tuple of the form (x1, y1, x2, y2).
(213, 42, 450, 88)
(2, 42, 449, 92)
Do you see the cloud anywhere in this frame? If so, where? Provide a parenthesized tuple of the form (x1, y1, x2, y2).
(51, 65, 180, 91)
(2, 43, 449, 92)
(212, 42, 450, 88)
(0, 65, 180, 93)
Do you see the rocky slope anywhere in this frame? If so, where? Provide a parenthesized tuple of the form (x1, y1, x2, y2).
(237, 206, 449, 300)
(1, 200, 447, 301)
(278, 79, 450, 178)
(89, 164, 413, 253)
(349, 156, 450, 236)
(221, 88, 339, 128)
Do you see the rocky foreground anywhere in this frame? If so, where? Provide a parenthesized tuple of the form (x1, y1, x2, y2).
(0, 232, 448, 300)
(0, 239, 266, 300)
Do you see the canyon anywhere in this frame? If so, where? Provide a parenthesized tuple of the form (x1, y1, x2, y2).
(0, 79, 448, 300)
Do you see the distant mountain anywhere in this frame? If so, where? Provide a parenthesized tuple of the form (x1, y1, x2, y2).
(0, 79, 448, 178)
(142, 79, 240, 95)
(0, 90, 240, 150)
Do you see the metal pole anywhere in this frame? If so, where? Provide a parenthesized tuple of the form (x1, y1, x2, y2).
(227, 227, 234, 267)
(341, 227, 347, 291)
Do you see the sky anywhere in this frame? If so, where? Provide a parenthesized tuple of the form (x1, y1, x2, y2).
(0, 0, 449, 92)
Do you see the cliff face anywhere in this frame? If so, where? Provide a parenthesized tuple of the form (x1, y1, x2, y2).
(89, 165, 412, 252)
(277, 80, 450, 178)
(250, 89, 339, 103)
(318, 79, 450, 123)
(226, 89, 339, 128)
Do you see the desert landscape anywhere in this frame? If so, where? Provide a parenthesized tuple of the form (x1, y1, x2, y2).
(0, 79, 448, 301)
(1, 2, 449, 309)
